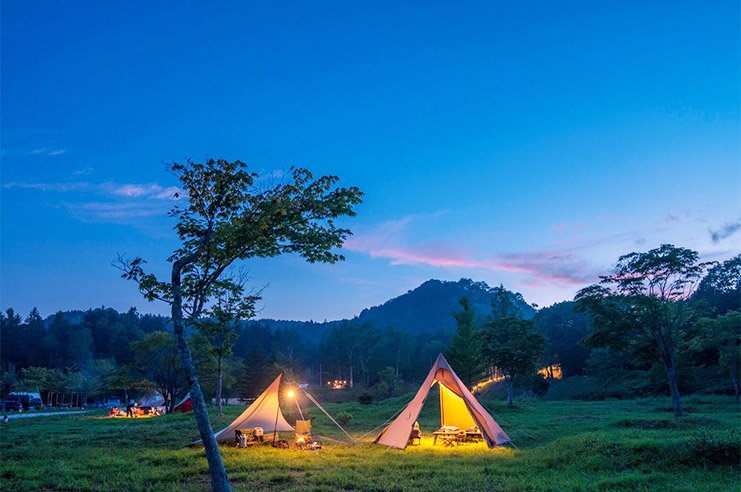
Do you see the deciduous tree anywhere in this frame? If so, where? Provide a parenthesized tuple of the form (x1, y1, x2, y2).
(690, 311, 741, 400)
(118, 159, 361, 491)
(576, 244, 711, 416)
(482, 317, 547, 406)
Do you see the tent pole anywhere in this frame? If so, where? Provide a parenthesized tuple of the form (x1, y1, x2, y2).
(271, 372, 286, 445)
(272, 394, 280, 445)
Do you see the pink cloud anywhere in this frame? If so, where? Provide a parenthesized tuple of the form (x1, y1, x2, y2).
(345, 234, 596, 286)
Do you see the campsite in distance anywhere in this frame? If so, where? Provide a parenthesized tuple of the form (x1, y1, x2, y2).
(1, 3, 739, 491)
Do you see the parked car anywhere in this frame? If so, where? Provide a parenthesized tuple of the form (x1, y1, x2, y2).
(1, 398, 21, 411)
(5, 394, 29, 410)
(107, 397, 121, 408)
(30, 397, 43, 409)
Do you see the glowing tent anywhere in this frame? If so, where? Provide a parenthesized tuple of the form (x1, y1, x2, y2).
(173, 392, 193, 413)
(203, 373, 294, 443)
(375, 354, 511, 449)
(136, 392, 166, 412)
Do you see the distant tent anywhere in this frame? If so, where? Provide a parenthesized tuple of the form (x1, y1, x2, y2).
(375, 354, 511, 449)
(194, 373, 294, 444)
(136, 392, 165, 410)
(173, 393, 193, 413)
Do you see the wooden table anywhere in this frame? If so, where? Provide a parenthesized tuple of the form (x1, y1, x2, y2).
(432, 430, 484, 445)
(432, 430, 461, 445)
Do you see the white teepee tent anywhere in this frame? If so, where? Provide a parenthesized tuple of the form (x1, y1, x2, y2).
(136, 392, 166, 412)
(198, 373, 294, 443)
(375, 354, 511, 449)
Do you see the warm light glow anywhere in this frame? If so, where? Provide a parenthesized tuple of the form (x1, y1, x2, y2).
(538, 364, 563, 380)
(472, 363, 563, 393)
(329, 379, 348, 389)
(287, 390, 295, 398)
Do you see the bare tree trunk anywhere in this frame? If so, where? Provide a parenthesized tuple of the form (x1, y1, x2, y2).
(506, 376, 514, 407)
(664, 363, 683, 417)
(349, 365, 353, 388)
(216, 354, 223, 417)
(172, 261, 232, 492)
(730, 370, 739, 402)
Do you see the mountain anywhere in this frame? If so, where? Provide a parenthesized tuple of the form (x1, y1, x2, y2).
(247, 278, 536, 339)
(355, 278, 535, 335)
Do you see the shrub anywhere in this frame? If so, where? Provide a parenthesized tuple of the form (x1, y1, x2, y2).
(335, 411, 353, 426)
(357, 391, 374, 405)
(677, 430, 741, 466)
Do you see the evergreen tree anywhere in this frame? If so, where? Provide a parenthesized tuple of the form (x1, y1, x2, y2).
(243, 345, 268, 398)
(444, 297, 485, 389)
(25, 308, 47, 367)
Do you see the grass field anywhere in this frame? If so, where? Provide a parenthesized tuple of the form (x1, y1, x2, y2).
(1, 393, 739, 491)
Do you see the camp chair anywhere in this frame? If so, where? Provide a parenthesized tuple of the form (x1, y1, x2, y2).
(294, 420, 311, 449)
(408, 428, 422, 446)
(454, 430, 467, 444)
(465, 426, 483, 443)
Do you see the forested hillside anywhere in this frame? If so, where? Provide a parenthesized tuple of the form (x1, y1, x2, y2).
(2, 255, 739, 410)
(249, 278, 536, 340)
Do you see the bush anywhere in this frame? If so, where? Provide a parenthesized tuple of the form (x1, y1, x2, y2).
(335, 411, 353, 426)
(357, 391, 374, 405)
(531, 374, 550, 397)
(677, 430, 741, 466)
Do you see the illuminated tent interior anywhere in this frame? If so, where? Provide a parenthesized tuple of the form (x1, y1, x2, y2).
(195, 373, 294, 444)
(375, 354, 511, 449)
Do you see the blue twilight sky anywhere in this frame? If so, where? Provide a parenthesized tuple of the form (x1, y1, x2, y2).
(1, 1, 739, 321)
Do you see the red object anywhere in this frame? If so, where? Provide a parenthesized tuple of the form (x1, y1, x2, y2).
(173, 393, 193, 413)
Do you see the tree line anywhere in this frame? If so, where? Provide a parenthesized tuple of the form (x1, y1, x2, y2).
(443, 249, 739, 415)
(3, 249, 737, 416)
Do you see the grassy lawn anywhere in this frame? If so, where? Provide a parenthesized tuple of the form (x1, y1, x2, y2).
(1, 394, 739, 491)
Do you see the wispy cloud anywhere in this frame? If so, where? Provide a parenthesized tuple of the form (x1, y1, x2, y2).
(346, 241, 594, 285)
(29, 147, 66, 156)
(3, 180, 183, 201)
(63, 201, 167, 221)
(3, 179, 184, 226)
(551, 222, 587, 231)
(344, 215, 597, 286)
(709, 219, 741, 243)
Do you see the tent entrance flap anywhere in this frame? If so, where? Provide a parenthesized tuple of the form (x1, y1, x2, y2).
(439, 383, 476, 430)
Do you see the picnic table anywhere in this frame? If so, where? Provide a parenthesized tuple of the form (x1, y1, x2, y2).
(432, 428, 483, 445)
